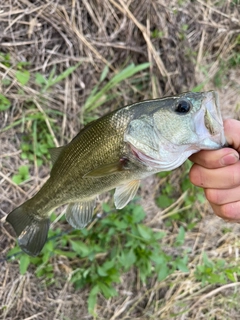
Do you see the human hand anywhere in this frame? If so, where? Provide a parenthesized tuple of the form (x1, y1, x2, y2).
(189, 119, 240, 223)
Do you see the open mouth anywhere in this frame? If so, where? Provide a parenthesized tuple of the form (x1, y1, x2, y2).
(194, 91, 226, 148)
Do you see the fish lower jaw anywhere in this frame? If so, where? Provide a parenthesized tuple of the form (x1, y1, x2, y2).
(130, 143, 193, 172)
(197, 133, 226, 150)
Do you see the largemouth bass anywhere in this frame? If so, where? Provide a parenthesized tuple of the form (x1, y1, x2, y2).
(6, 91, 226, 256)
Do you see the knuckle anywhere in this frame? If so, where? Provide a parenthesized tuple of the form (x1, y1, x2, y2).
(220, 205, 233, 220)
(189, 165, 204, 186)
(231, 168, 240, 187)
(205, 189, 220, 204)
(220, 202, 240, 220)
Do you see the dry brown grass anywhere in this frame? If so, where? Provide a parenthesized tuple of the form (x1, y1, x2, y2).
(1, 0, 240, 319)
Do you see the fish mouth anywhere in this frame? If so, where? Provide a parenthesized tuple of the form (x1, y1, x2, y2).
(194, 91, 226, 149)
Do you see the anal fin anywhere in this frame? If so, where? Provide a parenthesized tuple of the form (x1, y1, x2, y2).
(114, 180, 140, 209)
(65, 199, 96, 229)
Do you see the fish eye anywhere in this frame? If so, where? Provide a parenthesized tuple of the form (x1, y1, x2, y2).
(174, 100, 191, 114)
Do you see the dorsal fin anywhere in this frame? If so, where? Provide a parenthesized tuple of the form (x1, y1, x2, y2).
(49, 146, 65, 165)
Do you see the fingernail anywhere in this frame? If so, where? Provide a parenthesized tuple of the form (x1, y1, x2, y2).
(220, 153, 239, 166)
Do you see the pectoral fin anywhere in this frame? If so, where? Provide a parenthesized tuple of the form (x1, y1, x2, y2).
(84, 160, 128, 178)
(114, 180, 140, 209)
(65, 199, 96, 229)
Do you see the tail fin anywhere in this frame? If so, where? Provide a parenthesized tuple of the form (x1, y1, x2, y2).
(6, 205, 50, 256)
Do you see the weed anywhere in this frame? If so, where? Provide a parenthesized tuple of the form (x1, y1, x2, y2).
(12, 165, 30, 185)
(213, 46, 240, 88)
(178, 24, 189, 41)
(151, 29, 164, 39)
(7, 203, 190, 314)
(229, 52, 240, 67)
(156, 160, 205, 232)
(83, 63, 150, 114)
(16, 69, 30, 86)
(0, 53, 82, 167)
(2, 0, 240, 318)
(213, 60, 227, 88)
(195, 252, 239, 285)
(0, 51, 11, 68)
(35, 62, 81, 93)
(0, 94, 11, 111)
(20, 111, 56, 166)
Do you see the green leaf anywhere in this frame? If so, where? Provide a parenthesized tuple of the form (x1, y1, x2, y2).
(102, 203, 111, 213)
(120, 249, 136, 269)
(156, 194, 173, 208)
(97, 265, 108, 277)
(0, 94, 11, 111)
(19, 165, 29, 178)
(21, 143, 30, 152)
(102, 260, 115, 270)
(70, 240, 90, 256)
(98, 282, 117, 298)
(226, 270, 236, 282)
(158, 264, 169, 281)
(175, 226, 185, 246)
(154, 231, 166, 240)
(176, 258, 189, 273)
(12, 174, 23, 185)
(20, 255, 30, 274)
(16, 70, 30, 85)
(88, 285, 99, 314)
(125, 249, 136, 266)
(35, 72, 47, 86)
(158, 170, 171, 178)
(12, 165, 30, 184)
(202, 252, 214, 267)
(7, 246, 21, 257)
(132, 205, 146, 223)
(53, 249, 77, 258)
(137, 224, 152, 240)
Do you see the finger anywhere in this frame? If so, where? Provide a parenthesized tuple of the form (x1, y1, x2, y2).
(189, 161, 240, 188)
(189, 148, 239, 169)
(224, 119, 240, 152)
(204, 185, 240, 205)
(210, 201, 240, 222)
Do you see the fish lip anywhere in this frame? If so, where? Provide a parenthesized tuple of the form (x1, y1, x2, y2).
(203, 91, 222, 125)
(194, 91, 226, 148)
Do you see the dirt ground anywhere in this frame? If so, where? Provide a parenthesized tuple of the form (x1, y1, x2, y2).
(0, 0, 240, 319)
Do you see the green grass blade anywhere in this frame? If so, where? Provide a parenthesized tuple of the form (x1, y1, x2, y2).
(84, 62, 150, 112)
(43, 62, 82, 91)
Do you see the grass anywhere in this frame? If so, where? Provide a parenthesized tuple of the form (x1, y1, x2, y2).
(0, 0, 240, 319)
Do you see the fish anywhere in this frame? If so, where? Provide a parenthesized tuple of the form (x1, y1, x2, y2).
(6, 91, 226, 256)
